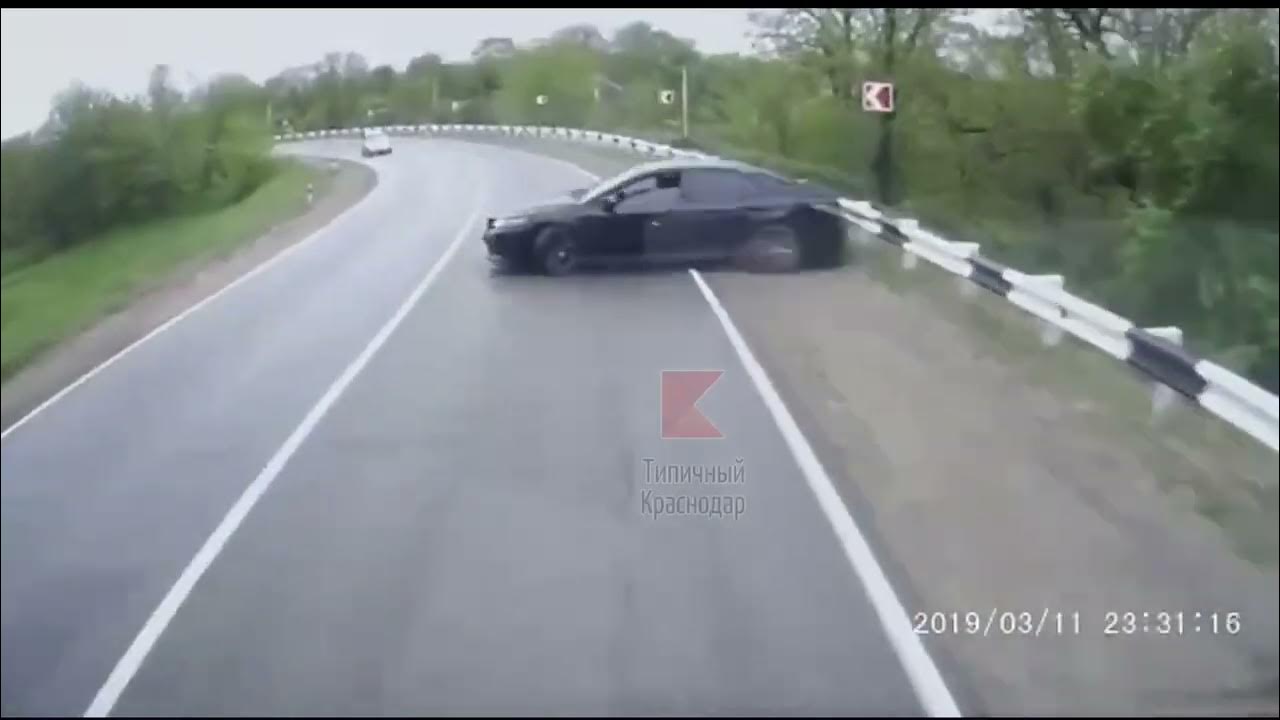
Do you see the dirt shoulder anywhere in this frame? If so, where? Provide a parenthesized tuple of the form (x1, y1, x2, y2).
(459, 134, 1279, 715)
(1, 157, 376, 432)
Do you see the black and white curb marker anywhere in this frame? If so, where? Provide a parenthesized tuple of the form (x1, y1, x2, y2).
(1129, 327, 1189, 419)
(1003, 271, 1066, 347)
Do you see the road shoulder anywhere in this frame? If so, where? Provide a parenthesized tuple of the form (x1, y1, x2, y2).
(705, 263, 1277, 716)
(0, 158, 377, 432)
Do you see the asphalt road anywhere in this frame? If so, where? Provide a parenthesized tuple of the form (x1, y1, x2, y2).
(1, 139, 937, 716)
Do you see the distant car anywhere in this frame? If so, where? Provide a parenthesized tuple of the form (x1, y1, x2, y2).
(483, 158, 846, 276)
(361, 129, 392, 157)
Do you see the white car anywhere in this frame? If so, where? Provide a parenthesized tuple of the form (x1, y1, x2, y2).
(361, 129, 392, 157)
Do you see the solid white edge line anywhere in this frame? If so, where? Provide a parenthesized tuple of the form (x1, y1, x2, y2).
(688, 268, 962, 718)
(83, 209, 481, 718)
(1, 151, 377, 442)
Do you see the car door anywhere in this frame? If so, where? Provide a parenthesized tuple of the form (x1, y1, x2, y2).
(608, 173, 681, 263)
(573, 174, 660, 260)
(644, 169, 755, 261)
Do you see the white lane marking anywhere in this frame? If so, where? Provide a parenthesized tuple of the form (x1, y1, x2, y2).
(1, 152, 380, 441)
(84, 209, 482, 718)
(688, 269, 962, 718)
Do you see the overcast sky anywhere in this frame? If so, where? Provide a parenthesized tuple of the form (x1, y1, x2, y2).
(0, 8, 760, 139)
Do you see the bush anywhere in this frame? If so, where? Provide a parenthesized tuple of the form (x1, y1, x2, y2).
(1, 78, 278, 262)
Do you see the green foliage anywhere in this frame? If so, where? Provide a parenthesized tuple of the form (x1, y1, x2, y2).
(789, 96, 873, 175)
(2, 66, 278, 274)
(494, 45, 598, 126)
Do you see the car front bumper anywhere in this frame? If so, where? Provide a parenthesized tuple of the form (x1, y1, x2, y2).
(482, 220, 538, 260)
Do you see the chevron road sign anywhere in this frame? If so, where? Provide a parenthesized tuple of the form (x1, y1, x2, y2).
(862, 81, 894, 113)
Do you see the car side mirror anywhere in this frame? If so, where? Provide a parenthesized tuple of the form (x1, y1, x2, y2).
(601, 194, 620, 213)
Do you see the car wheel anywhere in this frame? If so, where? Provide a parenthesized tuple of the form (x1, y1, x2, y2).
(809, 214, 847, 268)
(738, 224, 801, 273)
(535, 226, 578, 277)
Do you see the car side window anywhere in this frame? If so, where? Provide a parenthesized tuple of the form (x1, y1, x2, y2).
(616, 175, 658, 198)
(616, 186, 680, 213)
(680, 169, 757, 204)
(614, 172, 680, 213)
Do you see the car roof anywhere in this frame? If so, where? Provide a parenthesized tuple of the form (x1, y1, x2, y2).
(631, 157, 777, 176)
(593, 158, 794, 194)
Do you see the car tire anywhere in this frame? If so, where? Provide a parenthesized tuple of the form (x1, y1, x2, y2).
(738, 223, 801, 273)
(809, 213, 847, 268)
(534, 226, 578, 277)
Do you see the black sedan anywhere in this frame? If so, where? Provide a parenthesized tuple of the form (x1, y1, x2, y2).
(483, 158, 848, 275)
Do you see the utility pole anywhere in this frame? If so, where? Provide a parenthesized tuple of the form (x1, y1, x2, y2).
(681, 65, 689, 140)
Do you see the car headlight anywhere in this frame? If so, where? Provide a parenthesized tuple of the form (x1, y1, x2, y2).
(492, 215, 531, 229)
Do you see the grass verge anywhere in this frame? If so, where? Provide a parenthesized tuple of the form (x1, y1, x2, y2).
(1, 159, 325, 382)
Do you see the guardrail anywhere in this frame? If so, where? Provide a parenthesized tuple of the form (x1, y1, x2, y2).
(274, 123, 1280, 453)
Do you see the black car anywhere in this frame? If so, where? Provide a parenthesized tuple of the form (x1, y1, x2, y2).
(483, 158, 847, 275)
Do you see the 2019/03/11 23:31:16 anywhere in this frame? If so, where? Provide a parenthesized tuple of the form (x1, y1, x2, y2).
(911, 610, 1243, 637)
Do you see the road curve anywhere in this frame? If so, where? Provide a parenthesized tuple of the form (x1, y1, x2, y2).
(2, 139, 928, 716)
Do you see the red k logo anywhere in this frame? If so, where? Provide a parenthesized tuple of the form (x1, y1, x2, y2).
(661, 370, 724, 439)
